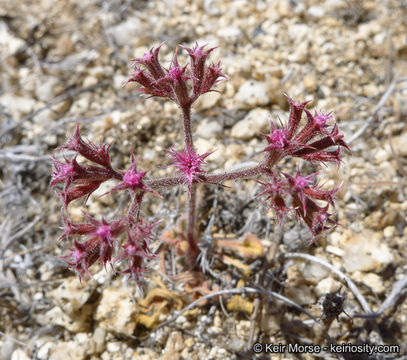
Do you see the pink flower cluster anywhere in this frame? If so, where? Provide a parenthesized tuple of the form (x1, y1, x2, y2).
(126, 42, 227, 108)
(51, 125, 158, 282)
(51, 42, 349, 282)
(257, 96, 349, 242)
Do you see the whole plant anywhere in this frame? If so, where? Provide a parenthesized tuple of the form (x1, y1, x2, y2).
(51, 42, 349, 283)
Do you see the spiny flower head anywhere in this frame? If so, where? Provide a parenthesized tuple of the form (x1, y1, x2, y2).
(257, 169, 339, 241)
(103, 153, 160, 197)
(256, 173, 291, 224)
(293, 199, 336, 244)
(263, 96, 349, 167)
(115, 220, 158, 283)
(59, 122, 112, 168)
(167, 147, 212, 193)
(126, 42, 227, 108)
(61, 238, 100, 279)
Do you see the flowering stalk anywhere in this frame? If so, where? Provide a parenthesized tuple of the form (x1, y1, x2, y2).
(51, 42, 349, 281)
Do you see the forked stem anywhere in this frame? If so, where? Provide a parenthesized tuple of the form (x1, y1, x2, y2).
(182, 105, 199, 266)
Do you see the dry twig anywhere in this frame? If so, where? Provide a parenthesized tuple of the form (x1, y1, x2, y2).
(353, 275, 407, 319)
(348, 76, 407, 144)
(279, 252, 371, 313)
(157, 286, 319, 330)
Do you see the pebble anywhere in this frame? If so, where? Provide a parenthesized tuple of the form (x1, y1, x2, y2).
(106, 17, 150, 47)
(303, 75, 318, 92)
(342, 231, 394, 272)
(302, 261, 330, 284)
(230, 108, 270, 140)
(194, 91, 222, 111)
(315, 278, 342, 298)
(196, 119, 223, 139)
(354, 272, 385, 294)
(391, 131, 407, 156)
(285, 284, 316, 305)
(11, 349, 31, 360)
(308, 6, 326, 19)
(50, 276, 97, 314)
(55, 34, 75, 56)
(95, 286, 138, 334)
(218, 26, 243, 44)
(0, 94, 36, 118)
(234, 80, 270, 109)
(0, 22, 25, 57)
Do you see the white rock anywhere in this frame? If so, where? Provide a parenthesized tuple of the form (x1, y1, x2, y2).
(194, 137, 214, 155)
(374, 147, 391, 164)
(33, 108, 57, 124)
(302, 262, 330, 284)
(235, 80, 270, 109)
(106, 17, 148, 47)
(1, 339, 14, 360)
(37, 342, 54, 360)
(342, 231, 394, 272)
(353, 272, 385, 294)
(231, 108, 270, 140)
(315, 278, 342, 298)
(93, 326, 107, 354)
(217, 26, 243, 43)
(308, 6, 326, 19)
(391, 132, 407, 156)
(325, 0, 347, 11)
(0, 22, 25, 57)
(35, 76, 59, 102)
(37, 305, 93, 333)
(50, 277, 97, 314)
(107, 342, 122, 352)
(11, 349, 30, 360)
(0, 94, 36, 118)
(95, 287, 138, 334)
(285, 285, 316, 305)
(325, 245, 344, 257)
(383, 226, 396, 238)
(194, 91, 221, 111)
(113, 74, 128, 89)
(196, 119, 223, 139)
(203, 0, 221, 15)
(49, 339, 92, 360)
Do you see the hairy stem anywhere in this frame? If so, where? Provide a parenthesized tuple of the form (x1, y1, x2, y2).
(187, 184, 199, 266)
(182, 105, 199, 265)
(128, 191, 144, 219)
(145, 164, 266, 190)
(182, 105, 194, 152)
(145, 164, 265, 190)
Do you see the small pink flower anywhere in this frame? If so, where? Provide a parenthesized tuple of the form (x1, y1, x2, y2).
(256, 173, 291, 225)
(282, 169, 318, 215)
(103, 153, 160, 197)
(115, 220, 158, 283)
(59, 122, 112, 168)
(61, 238, 100, 279)
(180, 42, 217, 95)
(156, 50, 191, 107)
(198, 61, 227, 96)
(131, 42, 166, 80)
(263, 97, 349, 167)
(293, 198, 336, 244)
(56, 182, 102, 208)
(167, 147, 212, 193)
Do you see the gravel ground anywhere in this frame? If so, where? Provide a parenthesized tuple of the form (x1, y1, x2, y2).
(1, 0, 407, 359)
